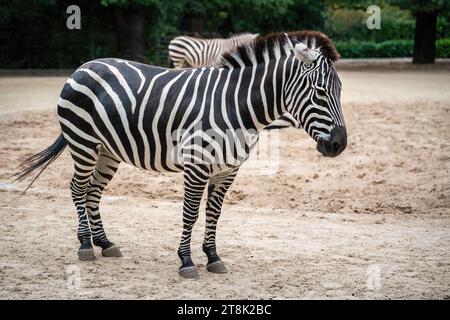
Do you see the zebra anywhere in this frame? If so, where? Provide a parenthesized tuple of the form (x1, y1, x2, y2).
(169, 33, 301, 130)
(168, 33, 258, 69)
(15, 30, 347, 279)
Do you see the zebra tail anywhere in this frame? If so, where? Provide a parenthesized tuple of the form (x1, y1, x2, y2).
(12, 133, 67, 196)
(169, 57, 175, 68)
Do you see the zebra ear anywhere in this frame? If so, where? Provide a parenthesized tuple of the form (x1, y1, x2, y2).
(294, 43, 320, 64)
(284, 33, 295, 50)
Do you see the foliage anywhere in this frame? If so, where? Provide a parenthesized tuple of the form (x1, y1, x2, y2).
(389, 0, 450, 13)
(436, 38, 450, 58)
(336, 39, 412, 58)
(336, 38, 450, 58)
(148, 0, 325, 64)
(437, 13, 450, 38)
(160, 0, 325, 36)
(100, 0, 159, 7)
(223, 0, 325, 34)
(324, 4, 415, 41)
(0, 0, 117, 68)
(0, 0, 449, 68)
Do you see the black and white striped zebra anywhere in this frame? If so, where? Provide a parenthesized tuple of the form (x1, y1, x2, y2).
(15, 31, 347, 279)
(168, 33, 258, 69)
(169, 33, 301, 130)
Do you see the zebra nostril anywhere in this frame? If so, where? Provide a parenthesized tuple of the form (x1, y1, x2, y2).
(329, 126, 347, 155)
(332, 141, 340, 152)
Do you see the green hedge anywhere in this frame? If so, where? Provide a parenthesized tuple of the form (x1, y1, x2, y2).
(336, 40, 412, 58)
(436, 39, 450, 58)
(336, 39, 450, 59)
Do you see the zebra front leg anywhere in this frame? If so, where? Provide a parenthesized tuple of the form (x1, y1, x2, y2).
(178, 164, 209, 279)
(203, 168, 239, 274)
(86, 151, 123, 258)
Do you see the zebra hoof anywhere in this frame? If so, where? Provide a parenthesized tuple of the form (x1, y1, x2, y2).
(78, 248, 95, 261)
(179, 266, 199, 280)
(206, 260, 228, 274)
(101, 244, 123, 258)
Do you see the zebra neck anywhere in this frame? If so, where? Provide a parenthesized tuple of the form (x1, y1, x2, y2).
(228, 59, 288, 132)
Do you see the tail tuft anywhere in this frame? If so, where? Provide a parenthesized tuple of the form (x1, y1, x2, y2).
(13, 134, 67, 196)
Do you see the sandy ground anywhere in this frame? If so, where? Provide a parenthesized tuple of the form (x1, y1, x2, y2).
(0, 68, 449, 299)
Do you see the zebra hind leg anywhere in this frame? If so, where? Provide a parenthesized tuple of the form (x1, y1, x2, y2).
(203, 168, 239, 274)
(70, 147, 99, 261)
(177, 164, 209, 279)
(86, 150, 123, 258)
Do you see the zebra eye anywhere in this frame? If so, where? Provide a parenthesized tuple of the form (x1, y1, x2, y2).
(316, 87, 327, 96)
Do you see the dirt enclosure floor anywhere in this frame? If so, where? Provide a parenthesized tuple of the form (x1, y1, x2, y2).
(0, 66, 450, 299)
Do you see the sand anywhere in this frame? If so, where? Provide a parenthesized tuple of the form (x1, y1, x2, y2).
(0, 68, 449, 299)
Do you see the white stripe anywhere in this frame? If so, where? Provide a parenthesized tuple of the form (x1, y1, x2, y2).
(78, 68, 141, 168)
(165, 69, 197, 170)
(153, 71, 187, 171)
(246, 48, 266, 129)
(91, 61, 138, 114)
(115, 59, 146, 94)
(60, 85, 129, 163)
(178, 68, 206, 145)
(138, 70, 170, 170)
(219, 69, 243, 160)
(259, 49, 272, 123)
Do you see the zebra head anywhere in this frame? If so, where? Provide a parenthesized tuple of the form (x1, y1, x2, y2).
(284, 35, 347, 158)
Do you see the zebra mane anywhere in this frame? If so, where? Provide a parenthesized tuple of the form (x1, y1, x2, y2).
(219, 30, 340, 68)
(228, 32, 256, 39)
(181, 32, 255, 40)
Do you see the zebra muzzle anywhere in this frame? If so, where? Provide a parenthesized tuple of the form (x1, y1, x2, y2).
(316, 126, 347, 157)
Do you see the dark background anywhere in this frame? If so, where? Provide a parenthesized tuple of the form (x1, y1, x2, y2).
(1, 0, 449, 68)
